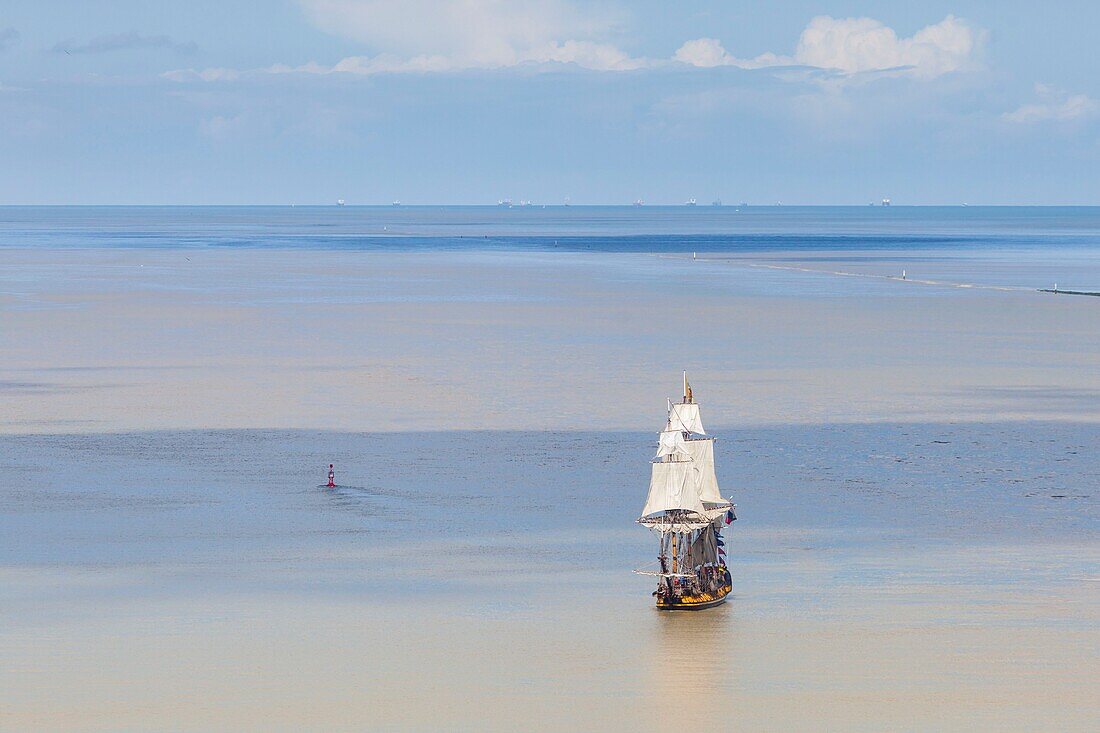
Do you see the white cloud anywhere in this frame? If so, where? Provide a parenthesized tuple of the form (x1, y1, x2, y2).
(298, 0, 622, 67)
(796, 15, 976, 76)
(672, 37, 785, 70)
(673, 38, 730, 68)
(675, 15, 980, 78)
(326, 55, 450, 74)
(166, 0, 645, 80)
(1005, 84, 1100, 123)
(297, 0, 645, 72)
(273, 40, 647, 75)
(531, 40, 647, 70)
(164, 10, 980, 82)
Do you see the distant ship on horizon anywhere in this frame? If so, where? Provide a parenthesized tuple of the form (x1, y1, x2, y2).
(685, 198, 697, 206)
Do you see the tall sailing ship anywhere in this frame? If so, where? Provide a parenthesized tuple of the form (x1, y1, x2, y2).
(636, 373, 737, 610)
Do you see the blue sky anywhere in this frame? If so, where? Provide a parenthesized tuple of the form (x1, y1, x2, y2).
(1, 1, 1098, 204)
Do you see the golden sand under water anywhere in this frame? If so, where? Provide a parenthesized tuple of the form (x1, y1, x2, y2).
(2, 248, 1098, 435)
(1, 248, 1097, 731)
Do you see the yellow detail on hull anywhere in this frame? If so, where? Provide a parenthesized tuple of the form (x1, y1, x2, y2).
(656, 581, 732, 610)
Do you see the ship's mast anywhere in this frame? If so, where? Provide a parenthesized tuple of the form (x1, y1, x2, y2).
(664, 395, 672, 578)
(637, 375, 737, 598)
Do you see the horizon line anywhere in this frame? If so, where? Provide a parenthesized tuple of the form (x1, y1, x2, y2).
(3, 203, 1100, 208)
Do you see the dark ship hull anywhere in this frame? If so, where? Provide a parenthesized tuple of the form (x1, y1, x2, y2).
(655, 566, 732, 610)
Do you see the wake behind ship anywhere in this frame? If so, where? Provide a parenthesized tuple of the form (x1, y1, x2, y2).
(636, 373, 736, 609)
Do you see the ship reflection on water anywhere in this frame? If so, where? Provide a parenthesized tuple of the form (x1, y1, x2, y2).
(647, 602, 739, 720)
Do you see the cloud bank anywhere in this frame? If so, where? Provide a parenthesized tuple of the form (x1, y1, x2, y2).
(292, 0, 646, 72)
(674, 15, 980, 78)
(299, 0, 625, 66)
(165, 8, 981, 81)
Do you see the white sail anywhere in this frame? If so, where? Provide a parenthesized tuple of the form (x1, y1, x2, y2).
(684, 438, 723, 504)
(667, 402, 705, 435)
(654, 430, 691, 459)
(641, 460, 705, 517)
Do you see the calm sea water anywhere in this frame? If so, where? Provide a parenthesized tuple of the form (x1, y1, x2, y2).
(2, 206, 1097, 729)
(3, 422, 1095, 613)
(3, 205, 1100, 251)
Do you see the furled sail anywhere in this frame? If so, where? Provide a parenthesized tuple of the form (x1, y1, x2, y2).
(641, 460, 705, 517)
(684, 530, 701, 569)
(679, 525, 719, 569)
(684, 438, 723, 504)
(667, 403, 705, 435)
(687, 525, 719, 567)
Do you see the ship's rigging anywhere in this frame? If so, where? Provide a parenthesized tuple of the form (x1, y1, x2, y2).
(636, 373, 736, 609)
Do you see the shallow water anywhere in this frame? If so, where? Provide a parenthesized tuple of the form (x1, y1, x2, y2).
(1, 207, 1098, 730)
(1, 424, 1096, 730)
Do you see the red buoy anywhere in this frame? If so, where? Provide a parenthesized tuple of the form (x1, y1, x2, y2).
(327, 464, 335, 488)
